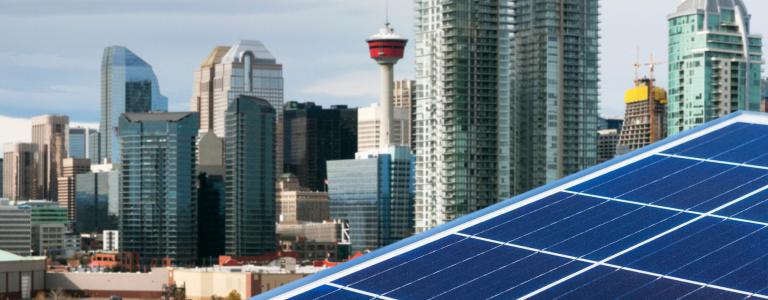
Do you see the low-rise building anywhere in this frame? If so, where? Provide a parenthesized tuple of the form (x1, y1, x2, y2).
(0, 250, 46, 299)
(276, 174, 329, 223)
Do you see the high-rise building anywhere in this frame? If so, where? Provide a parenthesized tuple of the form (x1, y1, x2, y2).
(668, 0, 763, 134)
(413, 1, 513, 232)
(598, 116, 624, 131)
(88, 130, 101, 163)
(57, 158, 91, 223)
(393, 79, 415, 147)
(276, 173, 329, 223)
(75, 164, 119, 234)
(191, 41, 285, 176)
(357, 103, 410, 153)
(618, 78, 668, 153)
(100, 46, 168, 164)
(119, 112, 198, 266)
(597, 129, 619, 164)
(327, 147, 414, 252)
(513, 0, 600, 193)
(225, 96, 276, 257)
(31, 115, 69, 201)
(68, 127, 87, 159)
(196, 132, 225, 263)
(283, 102, 357, 191)
(3, 143, 38, 201)
(0, 201, 31, 256)
(0, 159, 3, 197)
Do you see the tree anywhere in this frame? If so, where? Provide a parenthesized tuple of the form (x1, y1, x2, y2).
(48, 288, 70, 300)
(225, 290, 241, 300)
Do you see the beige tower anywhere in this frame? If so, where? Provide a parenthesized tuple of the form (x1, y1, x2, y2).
(31, 115, 69, 201)
(57, 158, 91, 222)
(3, 143, 38, 201)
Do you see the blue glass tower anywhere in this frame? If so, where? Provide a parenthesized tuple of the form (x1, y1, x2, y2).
(100, 46, 168, 164)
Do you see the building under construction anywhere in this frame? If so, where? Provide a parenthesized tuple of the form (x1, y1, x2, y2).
(617, 77, 668, 154)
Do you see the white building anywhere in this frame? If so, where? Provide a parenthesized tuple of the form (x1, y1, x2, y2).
(103, 230, 119, 251)
(0, 200, 31, 256)
(357, 103, 410, 152)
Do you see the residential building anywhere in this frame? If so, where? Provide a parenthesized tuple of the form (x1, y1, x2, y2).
(413, 0, 513, 232)
(357, 103, 410, 153)
(513, 0, 600, 193)
(119, 112, 198, 266)
(618, 78, 668, 153)
(75, 164, 119, 234)
(597, 129, 619, 164)
(3, 143, 38, 201)
(197, 132, 225, 263)
(225, 96, 276, 257)
(31, 114, 69, 201)
(20, 201, 68, 256)
(100, 46, 168, 164)
(0, 201, 32, 256)
(276, 173, 329, 223)
(327, 146, 413, 252)
(283, 102, 357, 191)
(103, 230, 119, 251)
(0, 250, 46, 299)
(57, 158, 91, 223)
(668, 0, 763, 134)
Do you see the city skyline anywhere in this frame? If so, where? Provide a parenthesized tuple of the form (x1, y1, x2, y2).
(1, 0, 767, 130)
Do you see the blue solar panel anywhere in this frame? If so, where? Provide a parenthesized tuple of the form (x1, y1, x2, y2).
(259, 112, 768, 299)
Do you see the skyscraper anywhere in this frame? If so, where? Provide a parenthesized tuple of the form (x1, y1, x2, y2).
(118, 112, 198, 266)
(393, 79, 415, 110)
(75, 164, 119, 234)
(668, 0, 763, 134)
(57, 158, 91, 223)
(3, 143, 38, 201)
(357, 103, 410, 153)
(283, 102, 357, 191)
(68, 127, 87, 159)
(513, 0, 600, 193)
(618, 78, 668, 153)
(225, 96, 276, 256)
(196, 132, 225, 263)
(88, 130, 101, 163)
(100, 46, 168, 164)
(31, 115, 69, 201)
(413, 0, 513, 232)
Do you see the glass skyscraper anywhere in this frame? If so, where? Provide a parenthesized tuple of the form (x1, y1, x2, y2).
(68, 127, 87, 159)
(100, 46, 168, 164)
(512, 0, 600, 191)
(225, 96, 276, 256)
(668, 0, 763, 134)
(327, 146, 414, 252)
(118, 112, 198, 266)
(75, 168, 119, 234)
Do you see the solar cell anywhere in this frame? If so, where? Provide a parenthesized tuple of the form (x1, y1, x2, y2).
(260, 112, 768, 299)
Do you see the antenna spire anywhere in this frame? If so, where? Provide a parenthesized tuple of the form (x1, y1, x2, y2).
(385, 0, 390, 26)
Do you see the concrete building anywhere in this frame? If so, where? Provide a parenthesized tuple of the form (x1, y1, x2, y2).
(75, 164, 119, 234)
(46, 268, 169, 298)
(197, 132, 226, 263)
(668, 0, 763, 134)
(598, 116, 624, 131)
(0, 250, 46, 299)
(618, 78, 668, 153)
(357, 103, 410, 153)
(597, 129, 620, 164)
(283, 102, 357, 191)
(327, 147, 413, 252)
(57, 158, 91, 223)
(100, 46, 168, 164)
(3, 143, 38, 201)
(31, 114, 69, 201)
(276, 174, 329, 223)
(0, 201, 32, 256)
(103, 230, 119, 251)
(19, 201, 68, 256)
(119, 112, 199, 266)
(225, 96, 276, 257)
(276, 220, 350, 261)
(393, 79, 415, 110)
(0, 159, 2, 197)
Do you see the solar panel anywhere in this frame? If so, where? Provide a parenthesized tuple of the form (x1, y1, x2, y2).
(259, 112, 768, 299)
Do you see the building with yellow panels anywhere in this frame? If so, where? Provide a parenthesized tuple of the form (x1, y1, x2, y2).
(617, 78, 668, 153)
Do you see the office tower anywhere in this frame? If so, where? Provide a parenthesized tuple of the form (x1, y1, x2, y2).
(597, 129, 619, 164)
(75, 164, 119, 234)
(20, 201, 68, 256)
(414, 0, 513, 232)
(3, 143, 38, 201)
(276, 173, 329, 223)
(57, 158, 91, 223)
(327, 146, 413, 252)
(668, 0, 763, 134)
(513, 0, 599, 192)
(225, 96, 276, 256)
(196, 132, 225, 262)
(598, 116, 624, 131)
(283, 102, 357, 191)
(357, 104, 410, 153)
(68, 127, 86, 159)
(31, 115, 69, 201)
(88, 130, 100, 162)
(100, 46, 168, 164)
(0, 159, 3, 197)
(618, 78, 668, 153)
(0, 201, 31, 256)
(119, 112, 198, 266)
(393, 79, 415, 110)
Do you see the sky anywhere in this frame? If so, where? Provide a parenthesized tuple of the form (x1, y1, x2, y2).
(0, 0, 767, 145)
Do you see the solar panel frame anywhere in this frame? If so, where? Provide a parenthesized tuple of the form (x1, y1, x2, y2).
(258, 112, 768, 299)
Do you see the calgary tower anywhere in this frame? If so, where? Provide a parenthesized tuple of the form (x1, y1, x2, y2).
(366, 20, 407, 148)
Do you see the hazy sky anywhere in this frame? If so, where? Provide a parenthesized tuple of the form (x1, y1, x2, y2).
(0, 0, 766, 138)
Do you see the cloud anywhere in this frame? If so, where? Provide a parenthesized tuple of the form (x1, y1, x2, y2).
(0, 115, 32, 150)
(300, 70, 379, 99)
(0, 52, 97, 70)
(0, 85, 98, 117)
